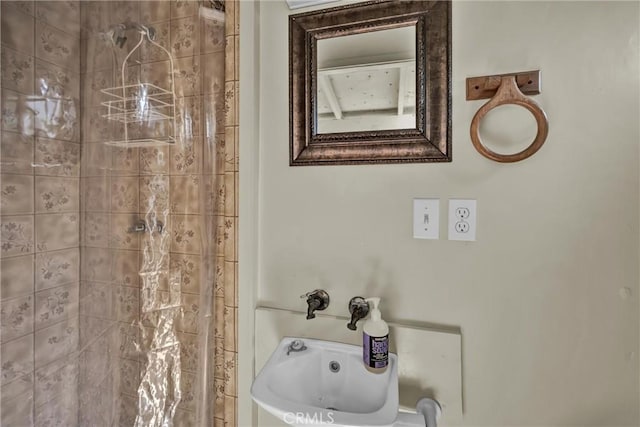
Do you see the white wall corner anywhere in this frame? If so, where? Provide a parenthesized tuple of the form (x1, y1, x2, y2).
(238, 0, 261, 425)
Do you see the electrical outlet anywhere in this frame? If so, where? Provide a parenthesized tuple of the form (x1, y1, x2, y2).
(448, 199, 477, 241)
(413, 199, 439, 239)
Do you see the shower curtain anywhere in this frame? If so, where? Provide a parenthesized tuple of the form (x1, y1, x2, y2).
(0, 1, 232, 425)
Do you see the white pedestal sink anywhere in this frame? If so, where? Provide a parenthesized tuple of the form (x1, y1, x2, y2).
(251, 337, 441, 427)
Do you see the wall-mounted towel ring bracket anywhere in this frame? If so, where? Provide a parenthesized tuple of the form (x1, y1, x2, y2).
(466, 70, 548, 163)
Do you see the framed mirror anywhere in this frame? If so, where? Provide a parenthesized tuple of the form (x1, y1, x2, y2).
(290, 0, 451, 166)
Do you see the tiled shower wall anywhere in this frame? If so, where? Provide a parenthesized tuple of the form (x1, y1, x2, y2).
(1, 1, 81, 425)
(2, 0, 236, 425)
(78, 0, 229, 425)
(218, 0, 239, 425)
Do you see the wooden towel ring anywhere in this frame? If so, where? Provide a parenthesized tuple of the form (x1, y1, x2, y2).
(469, 75, 549, 163)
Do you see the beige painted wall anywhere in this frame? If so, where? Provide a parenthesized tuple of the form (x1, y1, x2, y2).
(241, 1, 640, 425)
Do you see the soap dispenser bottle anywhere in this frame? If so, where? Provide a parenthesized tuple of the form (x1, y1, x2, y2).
(363, 297, 389, 374)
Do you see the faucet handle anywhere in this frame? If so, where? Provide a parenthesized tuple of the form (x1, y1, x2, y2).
(347, 296, 370, 330)
(301, 289, 330, 319)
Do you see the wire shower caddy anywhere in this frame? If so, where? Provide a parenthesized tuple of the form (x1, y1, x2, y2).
(101, 25, 177, 148)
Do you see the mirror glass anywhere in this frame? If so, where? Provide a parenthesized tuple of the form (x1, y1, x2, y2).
(316, 25, 416, 134)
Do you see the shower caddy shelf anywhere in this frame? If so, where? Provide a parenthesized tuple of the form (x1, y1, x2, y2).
(101, 25, 177, 148)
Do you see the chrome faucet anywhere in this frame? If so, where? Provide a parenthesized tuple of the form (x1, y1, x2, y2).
(347, 296, 370, 330)
(301, 289, 330, 319)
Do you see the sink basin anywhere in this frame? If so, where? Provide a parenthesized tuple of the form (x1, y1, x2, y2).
(251, 337, 399, 426)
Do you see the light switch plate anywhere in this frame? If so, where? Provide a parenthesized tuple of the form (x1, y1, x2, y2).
(413, 199, 440, 239)
(448, 199, 477, 241)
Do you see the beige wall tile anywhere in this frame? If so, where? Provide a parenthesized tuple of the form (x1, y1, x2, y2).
(1, 3, 34, 55)
(170, 136, 201, 175)
(176, 96, 202, 138)
(1, 47, 35, 95)
(224, 173, 234, 217)
(1, 293, 34, 343)
(35, 177, 79, 214)
(35, 1, 80, 38)
(80, 36, 111, 73)
(140, 174, 169, 214)
(176, 293, 199, 333)
(110, 0, 140, 26)
(0, 132, 34, 175)
(35, 138, 80, 177)
(82, 70, 112, 108)
(82, 212, 109, 248)
(234, 35, 239, 82)
(2, 90, 34, 135)
(170, 214, 201, 254)
(174, 56, 202, 97)
(110, 177, 139, 213)
(171, 0, 198, 19)
(82, 177, 109, 212)
(111, 147, 139, 176)
(224, 0, 235, 37)
(175, 408, 195, 427)
(35, 212, 78, 252)
(79, 282, 113, 320)
(224, 36, 234, 82)
(34, 360, 76, 409)
(202, 17, 225, 54)
(178, 332, 198, 372)
(170, 175, 200, 215)
(213, 377, 225, 416)
(179, 370, 197, 411)
(171, 17, 199, 58)
(109, 214, 140, 250)
(35, 248, 79, 291)
(4, 1, 34, 17)
(140, 146, 170, 175)
(1, 333, 34, 386)
(114, 285, 139, 322)
(111, 250, 140, 287)
(223, 395, 236, 425)
(170, 253, 200, 295)
(1, 174, 34, 215)
(223, 217, 235, 261)
(35, 282, 79, 330)
(223, 81, 235, 126)
(223, 351, 237, 397)
(81, 247, 111, 283)
(117, 358, 140, 397)
(0, 255, 34, 299)
(80, 143, 109, 179)
(223, 261, 235, 308)
(139, 21, 170, 63)
(35, 22, 80, 72)
(223, 305, 235, 351)
(1, 214, 34, 257)
(140, 1, 170, 23)
(202, 51, 225, 94)
(0, 374, 34, 426)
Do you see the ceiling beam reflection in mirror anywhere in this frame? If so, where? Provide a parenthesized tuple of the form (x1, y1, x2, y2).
(316, 24, 416, 134)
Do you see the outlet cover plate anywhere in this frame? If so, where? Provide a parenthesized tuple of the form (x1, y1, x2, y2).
(413, 198, 440, 239)
(448, 199, 477, 241)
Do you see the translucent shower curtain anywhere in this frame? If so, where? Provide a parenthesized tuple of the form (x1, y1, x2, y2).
(0, 1, 224, 426)
(78, 2, 225, 426)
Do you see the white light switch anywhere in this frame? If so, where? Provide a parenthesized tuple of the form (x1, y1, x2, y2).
(413, 199, 440, 239)
(448, 199, 477, 241)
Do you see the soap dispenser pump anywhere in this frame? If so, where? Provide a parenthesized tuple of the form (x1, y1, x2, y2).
(363, 297, 389, 374)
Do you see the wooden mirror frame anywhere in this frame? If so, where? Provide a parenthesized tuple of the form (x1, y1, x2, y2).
(289, 0, 451, 166)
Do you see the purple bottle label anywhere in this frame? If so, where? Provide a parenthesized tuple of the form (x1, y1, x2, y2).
(363, 333, 388, 369)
